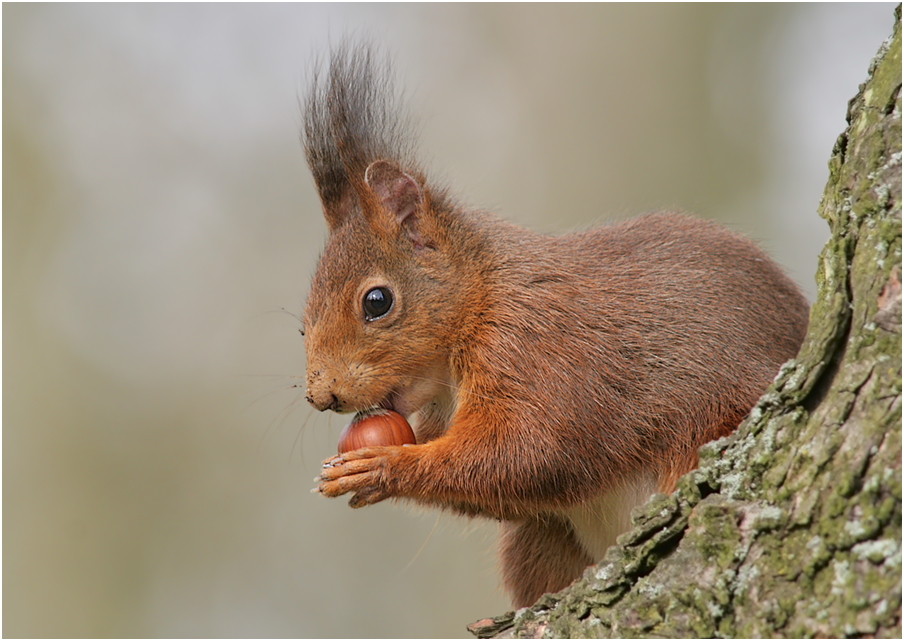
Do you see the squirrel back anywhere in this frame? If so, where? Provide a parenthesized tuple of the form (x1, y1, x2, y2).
(303, 44, 810, 607)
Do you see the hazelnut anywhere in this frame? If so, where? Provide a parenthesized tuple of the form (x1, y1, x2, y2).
(338, 409, 416, 454)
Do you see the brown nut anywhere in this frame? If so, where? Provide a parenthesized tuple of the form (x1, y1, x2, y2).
(337, 409, 416, 454)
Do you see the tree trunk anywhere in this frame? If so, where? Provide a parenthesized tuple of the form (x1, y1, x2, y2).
(469, 7, 901, 639)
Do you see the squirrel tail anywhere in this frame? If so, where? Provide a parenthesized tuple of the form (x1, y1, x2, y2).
(302, 42, 417, 226)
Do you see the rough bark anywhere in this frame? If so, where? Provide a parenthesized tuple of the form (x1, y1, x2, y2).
(469, 7, 901, 639)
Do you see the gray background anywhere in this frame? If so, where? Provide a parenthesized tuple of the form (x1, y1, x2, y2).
(4, 3, 895, 638)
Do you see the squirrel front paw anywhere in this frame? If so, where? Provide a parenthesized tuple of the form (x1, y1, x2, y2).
(313, 446, 402, 508)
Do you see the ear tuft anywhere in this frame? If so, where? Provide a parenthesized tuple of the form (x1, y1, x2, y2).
(364, 160, 423, 228)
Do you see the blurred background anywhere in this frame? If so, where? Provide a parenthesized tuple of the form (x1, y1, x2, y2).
(4, 3, 896, 638)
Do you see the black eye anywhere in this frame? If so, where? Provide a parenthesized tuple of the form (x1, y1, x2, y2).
(363, 287, 394, 321)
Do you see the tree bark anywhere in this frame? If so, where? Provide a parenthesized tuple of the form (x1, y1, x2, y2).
(469, 7, 901, 639)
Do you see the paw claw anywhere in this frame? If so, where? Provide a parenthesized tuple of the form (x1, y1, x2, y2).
(315, 446, 401, 506)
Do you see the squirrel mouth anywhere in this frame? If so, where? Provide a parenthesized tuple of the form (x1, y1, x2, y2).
(378, 388, 418, 420)
(378, 391, 401, 415)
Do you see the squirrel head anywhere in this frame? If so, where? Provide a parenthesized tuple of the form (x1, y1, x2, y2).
(303, 160, 462, 417)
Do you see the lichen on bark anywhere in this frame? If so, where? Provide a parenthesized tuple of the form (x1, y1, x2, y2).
(470, 7, 901, 640)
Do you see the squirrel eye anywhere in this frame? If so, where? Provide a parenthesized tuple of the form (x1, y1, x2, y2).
(363, 287, 394, 321)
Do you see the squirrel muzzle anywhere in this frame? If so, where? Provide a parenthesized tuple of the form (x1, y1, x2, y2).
(305, 369, 341, 412)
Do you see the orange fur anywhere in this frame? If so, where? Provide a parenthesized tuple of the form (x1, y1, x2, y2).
(304, 45, 809, 607)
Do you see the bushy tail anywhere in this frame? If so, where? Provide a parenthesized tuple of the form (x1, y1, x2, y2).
(302, 43, 416, 226)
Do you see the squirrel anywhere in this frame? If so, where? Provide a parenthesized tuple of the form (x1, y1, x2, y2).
(303, 44, 810, 607)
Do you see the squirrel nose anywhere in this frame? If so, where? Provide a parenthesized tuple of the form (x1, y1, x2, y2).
(306, 387, 341, 412)
(306, 368, 347, 412)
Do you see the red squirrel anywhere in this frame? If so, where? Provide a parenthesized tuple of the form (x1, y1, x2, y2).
(303, 45, 809, 607)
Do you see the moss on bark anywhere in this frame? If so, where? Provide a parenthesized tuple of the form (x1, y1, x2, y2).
(470, 6, 901, 639)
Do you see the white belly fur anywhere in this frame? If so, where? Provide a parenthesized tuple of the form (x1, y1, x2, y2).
(407, 382, 458, 443)
(561, 475, 659, 560)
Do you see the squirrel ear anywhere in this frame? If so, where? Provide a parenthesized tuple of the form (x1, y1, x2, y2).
(364, 160, 430, 248)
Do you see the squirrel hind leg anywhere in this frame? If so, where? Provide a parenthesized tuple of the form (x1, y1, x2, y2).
(658, 411, 748, 494)
(658, 449, 701, 494)
(499, 516, 593, 608)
